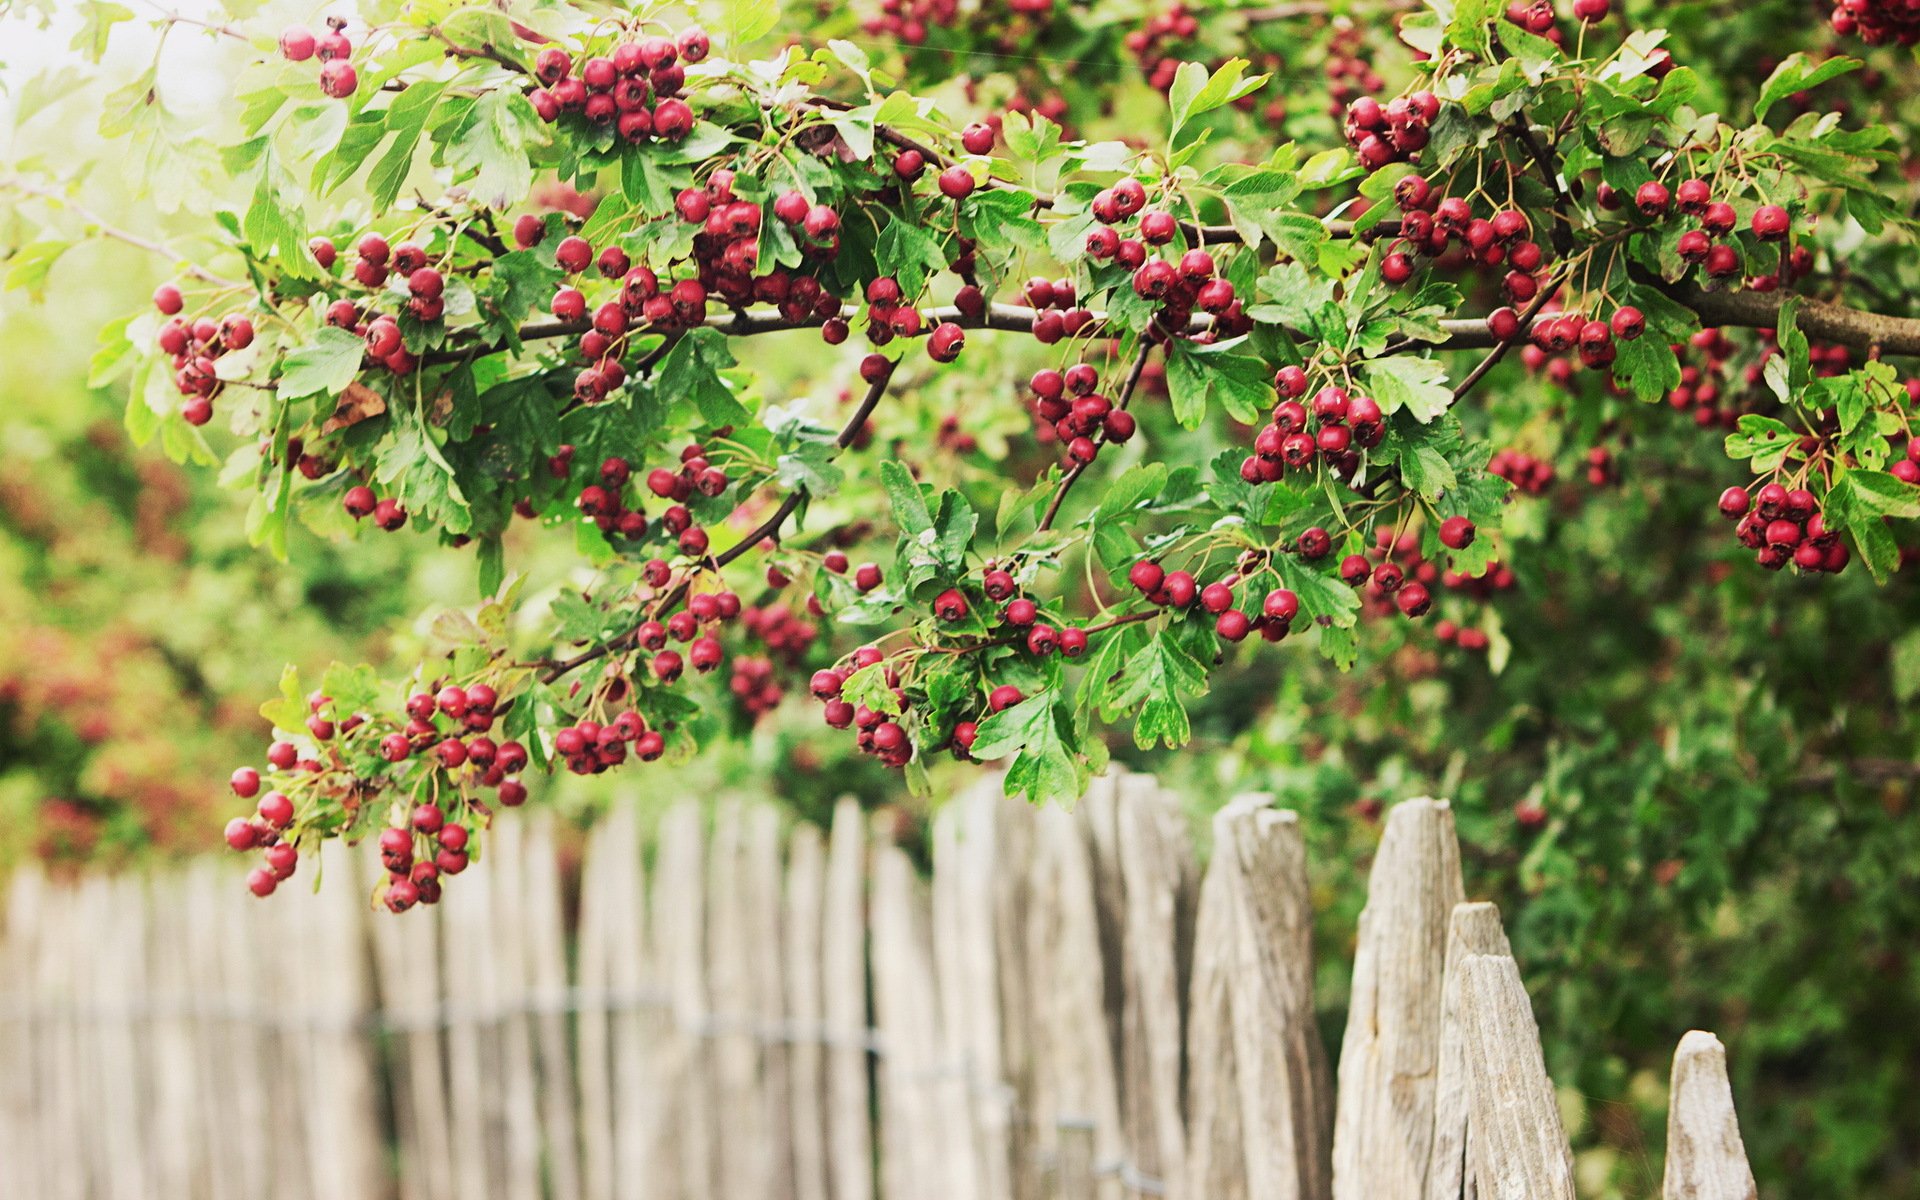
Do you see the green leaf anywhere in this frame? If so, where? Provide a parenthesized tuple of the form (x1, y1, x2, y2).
(657, 328, 749, 426)
(70, 1, 133, 63)
(447, 89, 546, 210)
(1167, 339, 1277, 429)
(879, 460, 933, 536)
(1612, 334, 1681, 404)
(277, 327, 367, 399)
(1169, 58, 1267, 143)
(970, 692, 1084, 805)
(1363, 356, 1453, 423)
(1722, 415, 1798, 472)
(876, 218, 948, 295)
(1105, 632, 1208, 749)
(1094, 463, 1170, 525)
(4, 240, 69, 300)
(1756, 53, 1862, 124)
(368, 80, 447, 209)
(1832, 470, 1920, 522)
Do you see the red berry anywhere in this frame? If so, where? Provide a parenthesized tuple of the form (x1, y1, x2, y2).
(938, 166, 976, 199)
(1438, 516, 1476, 550)
(987, 684, 1024, 713)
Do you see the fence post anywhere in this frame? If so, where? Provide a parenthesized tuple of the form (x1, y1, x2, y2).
(1661, 1031, 1757, 1200)
(1182, 801, 1248, 1200)
(1114, 773, 1194, 1198)
(872, 843, 949, 1200)
(654, 802, 716, 1200)
(786, 821, 831, 1200)
(1456, 955, 1575, 1200)
(1224, 801, 1331, 1200)
(1330, 797, 1464, 1200)
(1427, 902, 1514, 1200)
(822, 797, 874, 1200)
(1029, 795, 1125, 1200)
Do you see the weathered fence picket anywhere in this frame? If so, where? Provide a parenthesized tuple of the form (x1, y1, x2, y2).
(0, 778, 1762, 1200)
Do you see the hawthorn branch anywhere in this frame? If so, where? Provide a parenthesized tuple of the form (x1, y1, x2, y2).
(535, 357, 899, 685)
(427, 26, 529, 74)
(1036, 338, 1156, 533)
(1449, 273, 1567, 403)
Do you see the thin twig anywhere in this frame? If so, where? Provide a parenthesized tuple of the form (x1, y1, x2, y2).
(1036, 339, 1155, 533)
(535, 358, 898, 685)
(2, 179, 245, 288)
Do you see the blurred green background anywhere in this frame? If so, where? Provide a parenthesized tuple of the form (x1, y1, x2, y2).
(2, 1, 1918, 1197)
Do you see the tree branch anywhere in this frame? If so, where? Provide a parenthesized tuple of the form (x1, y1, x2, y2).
(535, 357, 899, 685)
(1037, 338, 1155, 532)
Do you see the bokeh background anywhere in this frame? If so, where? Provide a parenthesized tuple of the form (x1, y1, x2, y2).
(2, 1, 1918, 1197)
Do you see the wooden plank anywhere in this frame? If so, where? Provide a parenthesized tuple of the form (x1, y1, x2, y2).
(1114, 772, 1193, 1196)
(576, 802, 638, 1200)
(524, 814, 584, 1200)
(1456, 955, 1575, 1200)
(0, 869, 44, 1200)
(603, 803, 658, 1200)
(1662, 1031, 1757, 1200)
(490, 819, 546, 1200)
(709, 802, 772, 1200)
(1223, 801, 1331, 1200)
(1182, 801, 1248, 1200)
(369, 854, 457, 1200)
(1057, 1120, 1095, 1200)
(1330, 797, 1465, 1200)
(986, 793, 1040, 1200)
(442, 838, 503, 1200)
(298, 842, 384, 1200)
(929, 800, 984, 1200)
(1029, 788, 1124, 1200)
(653, 802, 716, 1200)
(821, 798, 874, 1200)
(1427, 903, 1513, 1200)
(146, 874, 203, 1200)
(749, 804, 797, 1200)
(786, 822, 831, 1200)
(871, 844, 947, 1200)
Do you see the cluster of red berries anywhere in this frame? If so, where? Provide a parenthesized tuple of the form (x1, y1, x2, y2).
(278, 17, 357, 98)
(807, 648, 919, 768)
(565, 444, 729, 553)
(1128, 558, 1305, 644)
(1321, 22, 1386, 119)
(1002, 273, 1091, 346)
(1718, 482, 1851, 574)
(151, 284, 253, 426)
(1238, 373, 1382, 487)
(1604, 178, 1794, 286)
(343, 482, 408, 531)
(524, 29, 708, 141)
(1338, 522, 1472, 621)
(1343, 89, 1441, 173)
(1505, 0, 1610, 36)
(374, 807, 474, 913)
(222, 682, 526, 903)
(1124, 5, 1201, 92)
(1829, 0, 1920, 45)
(852, 278, 969, 362)
(553, 708, 667, 775)
(944, 566, 1095, 657)
(1386, 177, 1551, 308)
(312, 233, 438, 373)
(1028, 362, 1138, 468)
(1081, 179, 1248, 334)
(1489, 448, 1556, 495)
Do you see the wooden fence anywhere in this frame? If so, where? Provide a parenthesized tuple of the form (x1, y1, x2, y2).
(0, 773, 1762, 1200)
